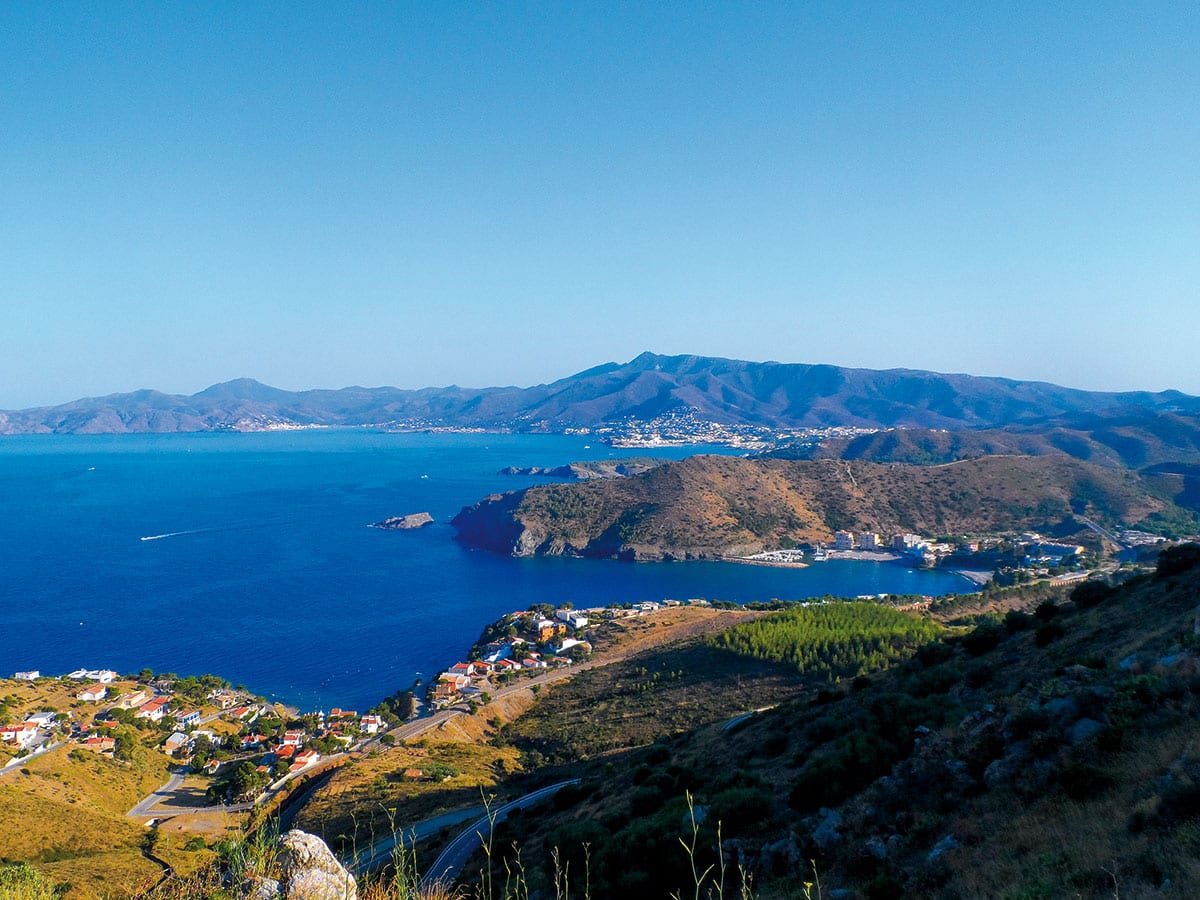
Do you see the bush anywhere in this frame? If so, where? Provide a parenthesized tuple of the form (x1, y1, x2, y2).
(1035, 622, 1065, 646)
(1156, 543, 1200, 578)
(1071, 580, 1114, 609)
(1034, 601, 1061, 622)
(1004, 610, 1034, 633)
(962, 620, 1005, 656)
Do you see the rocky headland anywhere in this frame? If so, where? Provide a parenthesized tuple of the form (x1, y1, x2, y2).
(452, 454, 1193, 561)
(498, 457, 665, 480)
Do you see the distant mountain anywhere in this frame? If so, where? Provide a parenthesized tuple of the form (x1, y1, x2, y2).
(1, 352, 1197, 435)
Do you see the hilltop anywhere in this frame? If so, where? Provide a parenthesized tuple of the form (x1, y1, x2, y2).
(2, 352, 1197, 435)
(452, 454, 1200, 560)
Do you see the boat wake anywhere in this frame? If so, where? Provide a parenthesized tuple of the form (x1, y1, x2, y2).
(140, 529, 206, 542)
(139, 518, 291, 542)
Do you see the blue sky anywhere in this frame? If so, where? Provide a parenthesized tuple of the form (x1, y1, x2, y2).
(2, 2, 1197, 407)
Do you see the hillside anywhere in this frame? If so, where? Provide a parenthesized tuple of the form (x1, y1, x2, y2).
(2, 352, 1197, 435)
(458, 547, 1200, 899)
(451, 454, 1199, 559)
(776, 410, 1200, 469)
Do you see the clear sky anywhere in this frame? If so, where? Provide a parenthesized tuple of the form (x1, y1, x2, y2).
(2, 2, 1198, 408)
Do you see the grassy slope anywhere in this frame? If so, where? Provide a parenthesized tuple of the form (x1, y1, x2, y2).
(0, 745, 170, 898)
(466, 454, 1190, 558)
(469, 553, 1200, 899)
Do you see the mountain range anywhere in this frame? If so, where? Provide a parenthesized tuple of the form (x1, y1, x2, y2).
(2, 352, 1198, 435)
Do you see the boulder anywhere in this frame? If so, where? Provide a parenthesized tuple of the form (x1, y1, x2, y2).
(275, 831, 356, 900)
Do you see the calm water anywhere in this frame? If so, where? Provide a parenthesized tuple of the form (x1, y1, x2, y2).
(0, 432, 973, 710)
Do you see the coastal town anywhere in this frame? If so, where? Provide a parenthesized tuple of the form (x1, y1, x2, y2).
(734, 525, 1177, 588)
(0, 598, 713, 819)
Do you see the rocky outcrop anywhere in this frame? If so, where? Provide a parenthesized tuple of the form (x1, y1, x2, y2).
(246, 830, 357, 900)
(369, 512, 433, 530)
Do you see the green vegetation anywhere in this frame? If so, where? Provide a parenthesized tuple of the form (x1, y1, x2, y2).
(710, 601, 943, 680)
(0, 863, 57, 900)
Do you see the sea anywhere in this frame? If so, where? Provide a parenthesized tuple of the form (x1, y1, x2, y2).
(0, 431, 974, 712)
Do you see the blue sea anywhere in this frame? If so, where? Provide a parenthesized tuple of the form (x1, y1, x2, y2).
(0, 432, 973, 711)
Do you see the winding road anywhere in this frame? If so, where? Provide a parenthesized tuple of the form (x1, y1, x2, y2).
(420, 780, 581, 889)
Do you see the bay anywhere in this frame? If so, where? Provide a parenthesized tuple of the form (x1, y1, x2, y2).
(0, 431, 973, 711)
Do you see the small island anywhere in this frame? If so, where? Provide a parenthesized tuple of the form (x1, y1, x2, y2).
(369, 512, 434, 530)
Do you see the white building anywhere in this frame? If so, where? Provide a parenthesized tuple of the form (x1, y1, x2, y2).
(834, 531, 855, 550)
(13, 671, 39, 681)
(858, 533, 881, 550)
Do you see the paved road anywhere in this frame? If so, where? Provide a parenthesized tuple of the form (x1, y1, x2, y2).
(127, 755, 337, 819)
(348, 805, 485, 875)
(127, 772, 187, 817)
(420, 780, 581, 889)
(0, 740, 66, 777)
(1076, 516, 1127, 548)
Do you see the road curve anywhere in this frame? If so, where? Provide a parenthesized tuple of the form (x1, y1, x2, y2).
(420, 779, 581, 889)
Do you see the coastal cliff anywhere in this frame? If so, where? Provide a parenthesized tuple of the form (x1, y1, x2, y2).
(452, 454, 1195, 560)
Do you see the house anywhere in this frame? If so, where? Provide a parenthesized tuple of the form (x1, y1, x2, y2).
(13, 671, 39, 681)
(115, 689, 149, 710)
(493, 659, 521, 673)
(227, 705, 254, 720)
(293, 749, 319, 767)
(281, 730, 306, 747)
(402, 768, 425, 780)
(76, 684, 107, 702)
(834, 531, 856, 550)
(858, 532, 881, 550)
(136, 697, 170, 722)
(240, 734, 267, 750)
(892, 533, 925, 551)
(537, 619, 567, 641)
(83, 735, 115, 753)
(276, 744, 297, 760)
(449, 662, 474, 677)
(480, 641, 513, 663)
(432, 682, 459, 702)
(522, 657, 547, 669)
(0, 723, 39, 748)
(360, 714, 384, 734)
(24, 712, 57, 728)
(163, 732, 192, 757)
(175, 709, 202, 729)
(211, 691, 239, 710)
(328, 707, 357, 721)
(202, 759, 222, 775)
(472, 660, 494, 676)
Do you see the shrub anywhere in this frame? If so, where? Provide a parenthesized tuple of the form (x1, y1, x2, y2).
(1004, 609, 1034, 633)
(1071, 580, 1115, 608)
(962, 620, 1005, 655)
(1035, 622, 1065, 646)
(1156, 543, 1200, 578)
(1034, 601, 1061, 622)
